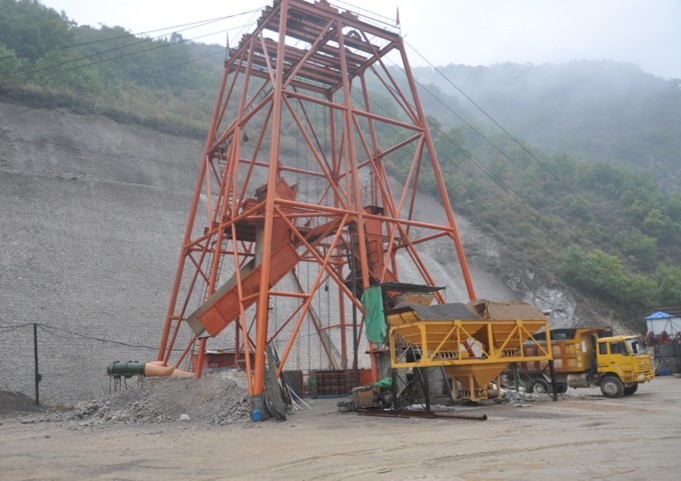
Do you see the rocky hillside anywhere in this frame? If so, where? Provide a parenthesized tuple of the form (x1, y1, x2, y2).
(0, 100, 599, 403)
(0, 101, 195, 402)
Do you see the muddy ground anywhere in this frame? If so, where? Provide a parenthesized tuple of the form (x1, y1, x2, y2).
(1, 376, 679, 481)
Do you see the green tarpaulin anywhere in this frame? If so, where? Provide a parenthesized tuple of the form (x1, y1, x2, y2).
(372, 377, 392, 389)
(362, 286, 385, 344)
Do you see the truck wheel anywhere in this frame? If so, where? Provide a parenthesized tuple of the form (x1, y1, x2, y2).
(532, 379, 550, 394)
(600, 376, 624, 398)
(516, 379, 532, 393)
(623, 384, 638, 395)
(556, 383, 568, 394)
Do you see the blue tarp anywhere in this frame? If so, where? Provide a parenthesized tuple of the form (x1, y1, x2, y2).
(645, 311, 674, 320)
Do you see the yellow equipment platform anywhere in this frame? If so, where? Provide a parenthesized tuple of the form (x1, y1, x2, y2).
(387, 301, 552, 401)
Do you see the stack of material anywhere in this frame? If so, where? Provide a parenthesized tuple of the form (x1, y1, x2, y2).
(467, 299, 548, 321)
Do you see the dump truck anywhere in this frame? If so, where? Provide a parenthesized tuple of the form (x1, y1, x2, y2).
(514, 328, 654, 398)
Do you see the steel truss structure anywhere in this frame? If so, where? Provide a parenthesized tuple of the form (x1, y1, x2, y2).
(157, 0, 477, 400)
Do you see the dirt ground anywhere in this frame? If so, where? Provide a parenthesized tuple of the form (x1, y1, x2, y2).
(1, 376, 679, 481)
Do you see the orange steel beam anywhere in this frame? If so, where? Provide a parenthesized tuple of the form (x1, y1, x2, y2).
(397, 37, 476, 300)
(249, 2, 289, 397)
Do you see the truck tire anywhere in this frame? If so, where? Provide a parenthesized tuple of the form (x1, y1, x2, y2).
(600, 376, 624, 398)
(532, 379, 550, 394)
(516, 379, 532, 393)
(623, 384, 638, 395)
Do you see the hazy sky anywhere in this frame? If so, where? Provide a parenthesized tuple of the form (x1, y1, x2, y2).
(41, 0, 681, 79)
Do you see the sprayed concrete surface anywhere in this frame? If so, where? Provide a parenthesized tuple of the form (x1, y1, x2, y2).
(0, 376, 678, 481)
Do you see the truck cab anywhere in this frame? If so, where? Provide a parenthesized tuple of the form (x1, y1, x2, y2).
(596, 335, 654, 397)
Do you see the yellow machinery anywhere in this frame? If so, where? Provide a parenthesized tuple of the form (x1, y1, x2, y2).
(517, 328, 654, 397)
(386, 300, 552, 401)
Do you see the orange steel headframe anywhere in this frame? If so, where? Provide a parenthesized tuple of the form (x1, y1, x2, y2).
(157, 0, 476, 398)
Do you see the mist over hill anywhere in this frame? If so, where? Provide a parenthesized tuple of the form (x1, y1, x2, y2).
(413, 61, 681, 190)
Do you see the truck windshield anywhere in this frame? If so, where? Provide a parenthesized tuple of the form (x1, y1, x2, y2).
(626, 338, 646, 355)
(610, 341, 628, 356)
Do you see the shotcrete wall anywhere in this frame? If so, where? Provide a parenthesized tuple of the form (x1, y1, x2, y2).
(0, 101, 576, 403)
(0, 102, 198, 402)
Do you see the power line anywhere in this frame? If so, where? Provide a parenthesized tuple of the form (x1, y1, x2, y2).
(37, 323, 158, 351)
(0, 323, 36, 329)
(390, 47, 663, 311)
(0, 323, 37, 335)
(426, 117, 585, 259)
(1, 7, 261, 90)
(373, 60, 587, 258)
(369, 53, 653, 306)
(0, 322, 160, 350)
(0, 29, 231, 121)
(404, 40, 624, 241)
(0, 10, 260, 61)
(2, 21, 234, 87)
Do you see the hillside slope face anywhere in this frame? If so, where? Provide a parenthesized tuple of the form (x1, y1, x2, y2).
(0, 101, 585, 403)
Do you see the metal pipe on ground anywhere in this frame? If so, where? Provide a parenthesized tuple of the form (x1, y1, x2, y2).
(358, 408, 487, 421)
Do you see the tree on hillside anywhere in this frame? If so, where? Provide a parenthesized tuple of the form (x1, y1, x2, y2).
(0, 0, 72, 61)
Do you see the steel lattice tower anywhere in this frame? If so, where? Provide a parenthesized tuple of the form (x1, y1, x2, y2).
(157, 0, 476, 401)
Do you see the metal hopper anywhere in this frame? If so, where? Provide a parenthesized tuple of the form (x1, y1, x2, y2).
(387, 300, 552, 401)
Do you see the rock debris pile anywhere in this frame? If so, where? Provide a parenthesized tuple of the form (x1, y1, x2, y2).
(501, 388, 539, 405)
(47, 373, 251, 426)
(0, 390, 44, 416)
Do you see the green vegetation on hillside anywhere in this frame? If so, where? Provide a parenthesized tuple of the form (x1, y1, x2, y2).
(0, 0, 223, 137)
(382, 114, 681, 324)
(2, 0, 680, 328)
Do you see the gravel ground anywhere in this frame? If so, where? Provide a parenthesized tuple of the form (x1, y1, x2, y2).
(0, 376, 678, 481)
(1, 371, 251, 427)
